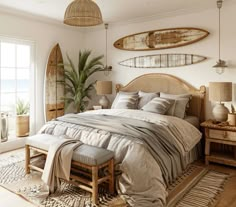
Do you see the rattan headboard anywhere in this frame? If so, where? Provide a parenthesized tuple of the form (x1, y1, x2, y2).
(116, 73, 206, 122)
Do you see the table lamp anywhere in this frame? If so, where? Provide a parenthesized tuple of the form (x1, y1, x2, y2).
(209, 82, 232, 122)
(96, 81, 112, 109)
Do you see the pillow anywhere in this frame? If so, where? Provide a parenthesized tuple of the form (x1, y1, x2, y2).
(111, 91, 139, 109)
(166, 98, 189, 119)
(138, 91, 160, 109)
(160, 92, 192, 107)
(141, 97, 174, 114)
(160, 92, 191, 119)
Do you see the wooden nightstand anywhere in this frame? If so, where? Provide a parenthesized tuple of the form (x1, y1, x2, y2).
(201, 120, 236, 167)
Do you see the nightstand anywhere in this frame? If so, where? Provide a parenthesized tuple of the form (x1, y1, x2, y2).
(200, 120, 236, 167)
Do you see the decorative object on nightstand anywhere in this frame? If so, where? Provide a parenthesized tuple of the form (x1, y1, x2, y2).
(209, 82, 232, 122)
(96, 81, 112, 109)
(228, 104, 236, 126)
(201, 120, 236, 167)
(213, 0, 227, 74)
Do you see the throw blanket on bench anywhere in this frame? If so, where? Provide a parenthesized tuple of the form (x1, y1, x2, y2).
(42, 137, 82, 193)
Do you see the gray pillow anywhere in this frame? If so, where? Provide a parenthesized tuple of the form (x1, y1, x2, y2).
(160, 92, 191, 119)
(111, 91, 139, 109)
(138, 91, 160, 109)
(167, 98, 189, 119)
(141, 97, 174, 114)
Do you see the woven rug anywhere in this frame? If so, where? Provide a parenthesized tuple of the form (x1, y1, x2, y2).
(0, 151, 229, 207)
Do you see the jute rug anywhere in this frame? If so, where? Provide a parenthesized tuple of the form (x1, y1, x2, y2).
(0, 151, 229, 207)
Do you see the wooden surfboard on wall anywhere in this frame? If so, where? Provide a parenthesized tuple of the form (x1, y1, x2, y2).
(44, 43, 65, 122)
(119, 54, 207, 68)
(114, 27, 209, 51)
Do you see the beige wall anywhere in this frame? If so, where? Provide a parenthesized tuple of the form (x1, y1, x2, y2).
(1, 3, 236, 133)
(84, 3, 236, 120)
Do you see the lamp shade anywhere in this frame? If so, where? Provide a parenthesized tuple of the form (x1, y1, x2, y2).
(209, 82, 232, 102)
(96, 81, 112, 95)
(64, 0, 103, 27)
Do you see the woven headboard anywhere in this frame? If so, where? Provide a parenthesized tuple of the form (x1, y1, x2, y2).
(116, 73, 206, 122)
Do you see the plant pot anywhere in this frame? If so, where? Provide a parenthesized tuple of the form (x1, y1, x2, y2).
(16, 115, 29, 137)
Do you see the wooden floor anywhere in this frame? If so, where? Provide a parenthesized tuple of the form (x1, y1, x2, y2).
(0, 150, 236, 207)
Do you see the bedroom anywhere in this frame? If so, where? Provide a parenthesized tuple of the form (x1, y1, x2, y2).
(0, 0, 236, 206)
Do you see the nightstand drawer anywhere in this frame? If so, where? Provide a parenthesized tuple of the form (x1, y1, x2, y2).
(209, 129, 236, 141)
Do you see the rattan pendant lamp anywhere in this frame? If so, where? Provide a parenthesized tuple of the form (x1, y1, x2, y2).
(64, 0, 103, 27)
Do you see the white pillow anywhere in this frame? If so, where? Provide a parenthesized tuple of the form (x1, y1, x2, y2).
(138, 91, 160, 109)
(141, 97, 174, 114)
(111, 91, 139, 109)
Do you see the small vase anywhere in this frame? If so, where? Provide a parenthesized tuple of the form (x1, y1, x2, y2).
(228, 113, 236, 126)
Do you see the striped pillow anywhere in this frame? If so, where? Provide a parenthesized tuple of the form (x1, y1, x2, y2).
(111, 92, 139, 109)
(141, 97, 174, 114)
(138, 91, 160, 109)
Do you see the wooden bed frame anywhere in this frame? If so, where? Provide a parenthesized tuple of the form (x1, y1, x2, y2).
(116, 73, 206, 122)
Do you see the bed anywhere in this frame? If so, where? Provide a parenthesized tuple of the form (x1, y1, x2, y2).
(39, 73, 206, 207)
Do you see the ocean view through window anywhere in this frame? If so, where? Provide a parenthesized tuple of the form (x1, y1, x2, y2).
(0, 37, 35, 142)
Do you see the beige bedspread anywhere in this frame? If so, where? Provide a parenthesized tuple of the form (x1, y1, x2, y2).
(39, 109, 201, 207)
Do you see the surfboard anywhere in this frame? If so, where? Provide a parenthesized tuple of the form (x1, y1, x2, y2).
(44, 43, 65, 122)
(119, 54, 206, 68)
(114, 27, 209, 51)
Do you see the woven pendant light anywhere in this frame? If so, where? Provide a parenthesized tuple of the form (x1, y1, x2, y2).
(64, 0, 103, 27)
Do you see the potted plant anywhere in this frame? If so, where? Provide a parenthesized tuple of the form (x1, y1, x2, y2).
(59, 50, 104, 112)
(16, 99, 30, 137)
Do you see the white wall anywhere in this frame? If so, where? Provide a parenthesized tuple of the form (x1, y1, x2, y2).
(84, 3, 236, 120)
(0, 12, 84, 132)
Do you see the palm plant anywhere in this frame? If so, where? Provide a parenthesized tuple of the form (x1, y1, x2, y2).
(60, 50, 104, 112)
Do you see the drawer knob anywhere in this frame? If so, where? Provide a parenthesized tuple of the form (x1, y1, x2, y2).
(223, 131, 227, 138)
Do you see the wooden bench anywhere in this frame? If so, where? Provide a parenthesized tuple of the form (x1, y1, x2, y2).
(25, 134, 114, 205)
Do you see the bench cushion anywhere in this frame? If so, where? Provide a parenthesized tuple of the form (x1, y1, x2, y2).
(25, 134, 64, 151)
(26, 134, 114, 166)
(73, 145, 114, 166)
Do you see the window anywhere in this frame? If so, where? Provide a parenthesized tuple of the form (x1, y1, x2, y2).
(0, 37, 35, 139)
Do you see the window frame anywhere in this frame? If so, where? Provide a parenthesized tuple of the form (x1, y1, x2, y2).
(0, 36, 36, 137)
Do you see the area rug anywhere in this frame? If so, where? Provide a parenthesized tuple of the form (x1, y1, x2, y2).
(0, 152, 229, 207)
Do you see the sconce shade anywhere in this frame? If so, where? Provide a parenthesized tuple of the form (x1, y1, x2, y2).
(64, 0, 103, 27)
(209, 82, 232, 102)
(96, 81, 112, 95)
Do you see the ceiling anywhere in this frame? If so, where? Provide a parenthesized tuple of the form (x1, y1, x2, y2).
(0, 0, 235, 25)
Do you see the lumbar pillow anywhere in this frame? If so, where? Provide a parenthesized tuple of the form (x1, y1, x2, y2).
(138, 91, 160, 109)
(141, 97, 174, 114)
(111, 91, 139, 109)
